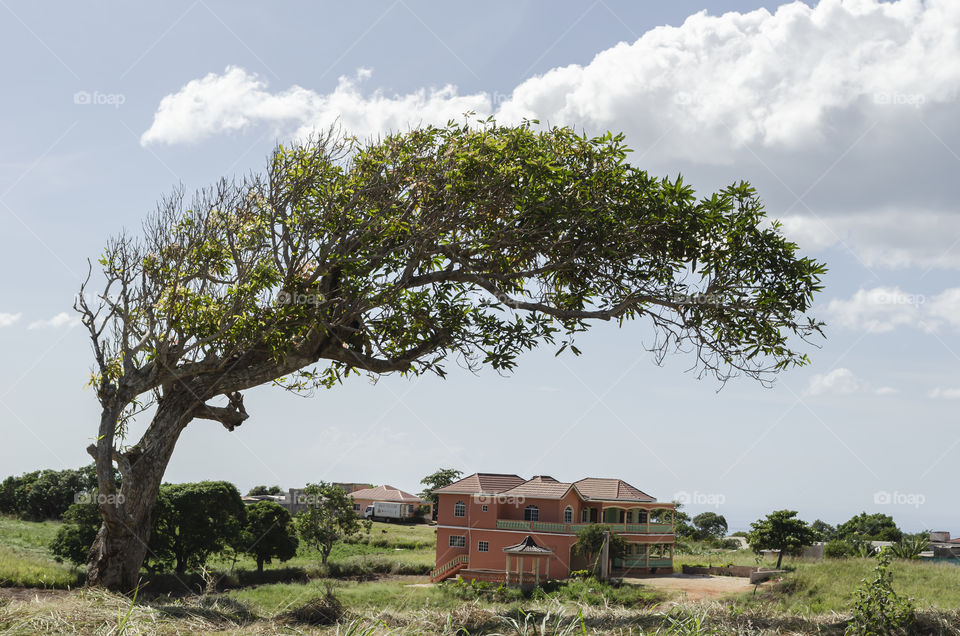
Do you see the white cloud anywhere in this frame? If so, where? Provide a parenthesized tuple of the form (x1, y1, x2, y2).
(928, 387, 960, 399)
(805, 367, 895, 397)
(825, 286, 960, 333)
(777, 211, 960, 270)
(28, 312, 77, 330)
(140, 0, 960, 270)
(0, 313, 21, 327)
(143, 1, 960, 155)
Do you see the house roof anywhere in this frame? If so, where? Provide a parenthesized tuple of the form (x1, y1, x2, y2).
(503, 535, 553, 554)
(347, 485, 426, 503)
(573, 478, 655, 502)
(499, 476, 573, 499)
(434, 473, 526, 495)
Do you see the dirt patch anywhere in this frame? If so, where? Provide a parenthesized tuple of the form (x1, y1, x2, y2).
(0, 587, 72, 602)
(623, 573, 759, 601)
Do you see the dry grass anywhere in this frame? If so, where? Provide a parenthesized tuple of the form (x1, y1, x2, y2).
(5, 589, 960, 635)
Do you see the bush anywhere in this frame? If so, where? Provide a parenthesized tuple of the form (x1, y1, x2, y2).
(277, 589, 344, 626)
(50, 503, 101, 565)
(846, 549, 915, 635)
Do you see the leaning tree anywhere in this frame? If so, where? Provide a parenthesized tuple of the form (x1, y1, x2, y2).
(76, 120, 824, 590)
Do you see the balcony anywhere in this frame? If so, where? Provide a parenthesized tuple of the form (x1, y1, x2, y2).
(496, 519, 674, 535)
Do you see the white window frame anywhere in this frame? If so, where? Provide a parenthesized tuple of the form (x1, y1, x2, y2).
(449, 535, 466, 548)
(524, 505, 539, 522)
(478, 540, 489, 552)
(481, 504, 488, 512)
(454, 500, 466, 517)
(564, 506, 573, 524)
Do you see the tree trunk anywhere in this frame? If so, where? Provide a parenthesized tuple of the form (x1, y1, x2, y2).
(86, 393, 196, 590)
(257, 557, 264, 574)
(776, 550, 784, 570)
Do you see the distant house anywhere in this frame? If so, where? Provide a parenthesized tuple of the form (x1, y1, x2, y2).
(347, 485, 432, 520)
(430, 473, 676, 584)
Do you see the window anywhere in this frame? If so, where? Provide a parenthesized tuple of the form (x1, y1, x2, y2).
(524, 505, 539, 521)
(449, 535, 466, 548)
(454, 501, 466, 517)
(564, 506, 573, 524)
(478, 541, 489, 552)
(481, 504, 488, 512)
(353, 503, 361, 511)
(581, 508, 589, 522)
(638, 510, 648, 523)
(625, 510, 632, 523)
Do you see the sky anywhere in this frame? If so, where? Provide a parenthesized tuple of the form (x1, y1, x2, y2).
(1, 0, 958, 534)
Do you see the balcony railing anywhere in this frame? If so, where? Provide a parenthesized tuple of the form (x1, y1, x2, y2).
(496, 520, 674, 535)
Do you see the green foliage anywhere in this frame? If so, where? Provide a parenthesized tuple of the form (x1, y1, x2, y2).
(846, 549, 915, 635)
(672, 502, 697, 539)
(296, 482, 371, 566)
(746, 510, 817, 569)
(0, 465, 100, 521)
(418, 468, 463, 515)
(247, 485, 282, 496)
(241, 500, 298, 573)
(837, 512, 903, 543)
(691, 512, 728, 540)
(889, 533, 928, 560)
(50, 502, 101, 566)
(573, 524, 627, 574)
(148, 481, 246, 574)
(810, 519, 836, 541)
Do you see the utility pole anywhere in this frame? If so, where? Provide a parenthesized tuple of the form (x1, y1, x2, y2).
(600, 530, 610, 581)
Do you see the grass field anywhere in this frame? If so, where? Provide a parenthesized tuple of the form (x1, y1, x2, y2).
(5, 516, 960, 634)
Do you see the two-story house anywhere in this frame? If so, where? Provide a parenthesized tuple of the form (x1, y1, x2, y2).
(431, 473, 675, 583)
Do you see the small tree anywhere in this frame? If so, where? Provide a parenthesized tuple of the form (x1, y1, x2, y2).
(418, 468, 463, 519)
(811, 519, 837, 541)
(573, 524, 627, 575)
(746, 510, 817, 570)
(671, 502, 696, 539)
(692, 512, 728, 540)
(846, 549, 915, 635)
(837, 512, 903, 543)
(247, 485, 283, 496)
(242, 500, 298, 573)
(50, 502, 102, 566)
(296, 482, 370, 567)
(149, 481, 246, 575)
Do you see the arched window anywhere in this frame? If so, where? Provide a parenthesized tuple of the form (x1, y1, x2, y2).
(524, 505, 539, 521)
(564, 506, 573, 524)
(454, 500, 465, 517)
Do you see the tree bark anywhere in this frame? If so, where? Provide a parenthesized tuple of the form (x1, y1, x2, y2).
(776, 549, 784, 570)
(86, 392, 196, 590)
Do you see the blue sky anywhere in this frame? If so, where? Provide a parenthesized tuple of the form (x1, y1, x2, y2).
(2, 0, 959, 533)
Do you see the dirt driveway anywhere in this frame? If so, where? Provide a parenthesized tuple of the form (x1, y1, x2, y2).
(623, 573, 759, 601)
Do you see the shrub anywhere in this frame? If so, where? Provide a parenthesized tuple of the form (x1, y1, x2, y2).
(846, 549, 915, 635)
(277, 588, 344, 626)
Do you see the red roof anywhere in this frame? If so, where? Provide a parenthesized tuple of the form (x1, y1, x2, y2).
(574, 478, 654, 502)
(433, 473, 526, 495)
(347, 485, 426, 503)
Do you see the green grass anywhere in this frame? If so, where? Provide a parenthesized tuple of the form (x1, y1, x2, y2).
(0, 516, 82, 588)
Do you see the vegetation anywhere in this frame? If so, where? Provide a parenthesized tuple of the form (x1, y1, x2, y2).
(691, 512, 728, 540)
(296, 483, 371, 567)
(746, 510, 818, 570)
(836, 512, 903, 543)
(76, 119, 825, 589)
(241, 501, 298, 573)
(247, 485, 282, 496)
(846, 549, 916, 635)
(50, 501, 101, 566)
(573, 524, 627, 575)
(0, 465, 100, 520)
(418, 468, 462, 518)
